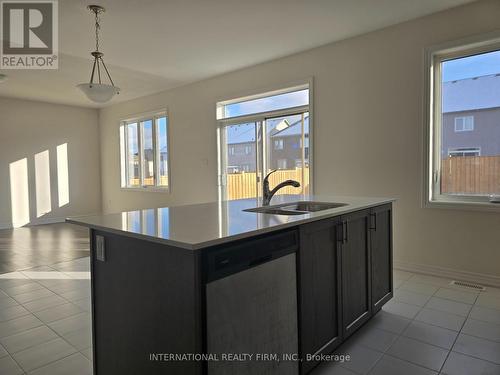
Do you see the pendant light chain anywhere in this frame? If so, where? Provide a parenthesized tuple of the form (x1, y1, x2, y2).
(94, 9, 100, 52)
(77, 5, 120, 103)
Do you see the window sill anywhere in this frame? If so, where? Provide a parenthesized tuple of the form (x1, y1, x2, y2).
(120, 187, 170, 193)
(424, 198, 500, 212)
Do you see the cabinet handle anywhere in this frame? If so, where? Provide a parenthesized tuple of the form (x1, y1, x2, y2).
(343, 221, 348, 244)
(336, 223, 343, 243)
(370, 213, 377, 231)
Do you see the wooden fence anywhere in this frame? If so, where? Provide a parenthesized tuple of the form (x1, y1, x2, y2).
(129, 157, 498, 196)
(227, 168, 309, 200)
(129, 176, 168, 187)
(441, 156, 500, 194)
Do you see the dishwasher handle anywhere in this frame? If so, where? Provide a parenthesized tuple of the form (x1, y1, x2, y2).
(248, 254, 273, 267)
(206, 229, 298, 282)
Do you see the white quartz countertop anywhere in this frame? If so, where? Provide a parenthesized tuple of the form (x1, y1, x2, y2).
(67, 195, 395, 250)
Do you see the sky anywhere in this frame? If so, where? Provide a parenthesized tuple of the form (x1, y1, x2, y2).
(126, 117, 167, 154)
(443, 50, 500, 82)
(225, 89, 309, 118)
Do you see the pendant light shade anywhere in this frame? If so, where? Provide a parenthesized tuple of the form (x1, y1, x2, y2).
(77, 83, 119, 103)
(77, 5, 120, 103)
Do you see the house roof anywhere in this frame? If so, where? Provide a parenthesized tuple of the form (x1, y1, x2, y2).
(273, 116, 309, 137)
(226, 116, 309, 145)
(443, 74, 500, 113)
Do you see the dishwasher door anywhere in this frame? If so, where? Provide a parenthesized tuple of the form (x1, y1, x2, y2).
(206, 253, 299, 375)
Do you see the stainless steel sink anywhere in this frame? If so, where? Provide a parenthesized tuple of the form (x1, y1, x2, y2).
(244, 201, 348, 215)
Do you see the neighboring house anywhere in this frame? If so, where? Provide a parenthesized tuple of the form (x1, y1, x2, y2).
(226, 142, 256, 173)
(226, 116, 309, 173)
(268, 116, 310, 170)
(442, 74, 500, 158)
(130, 146, 168, 179)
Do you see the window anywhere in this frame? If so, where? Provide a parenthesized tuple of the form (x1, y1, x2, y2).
(277, 159, 287, 169)
(120, 111, 169, 190)
(425, 36, 500, 206)
(454, 116, 474, 132)
(217, 87, 309, 120)
(448, 147, 481, 157)
(217, 84, 311, 200)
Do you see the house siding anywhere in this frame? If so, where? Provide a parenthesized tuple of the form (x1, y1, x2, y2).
(442, 107, 500, 157)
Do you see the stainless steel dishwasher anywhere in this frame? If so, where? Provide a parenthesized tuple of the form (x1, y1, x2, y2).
(206, 230, 299, 375)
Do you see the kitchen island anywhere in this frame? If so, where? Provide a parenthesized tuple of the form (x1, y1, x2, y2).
(68, 195, 394, 375)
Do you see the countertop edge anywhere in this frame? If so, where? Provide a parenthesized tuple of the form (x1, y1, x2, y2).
(67, 198, 395, 251)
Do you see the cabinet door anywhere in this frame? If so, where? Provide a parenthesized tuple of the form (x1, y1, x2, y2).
(298, 218, 341, 374)
(340, 210, 371, 338)
(370, 204, 393, 312)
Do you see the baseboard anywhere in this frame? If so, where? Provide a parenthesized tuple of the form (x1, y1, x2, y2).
(0, 212, 101, 230)
(394, 260, 500, 288)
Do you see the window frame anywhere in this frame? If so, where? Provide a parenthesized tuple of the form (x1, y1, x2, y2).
(423, 32, 500, 210)
(454, 116, 474, 132)
(119, 109, 171, 192)
(448, 147, 481, 157)
(216, 79, 313, 201)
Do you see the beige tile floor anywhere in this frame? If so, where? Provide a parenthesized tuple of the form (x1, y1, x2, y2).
(0, 257, 91, 375)
(0, 259, 499, 375)
(313, 270, 500, 375)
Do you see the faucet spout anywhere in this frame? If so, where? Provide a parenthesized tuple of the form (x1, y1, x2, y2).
(262, 170, 301, 206)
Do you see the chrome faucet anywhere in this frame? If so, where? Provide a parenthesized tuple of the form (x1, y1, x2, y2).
(262, 170, 301, 206)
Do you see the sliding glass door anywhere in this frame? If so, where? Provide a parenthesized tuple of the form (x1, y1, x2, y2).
(218, 111, 310, 201)
(217, 84, 311, 201)
(264, 112, 309, 196)
(219, 122, 261, 201)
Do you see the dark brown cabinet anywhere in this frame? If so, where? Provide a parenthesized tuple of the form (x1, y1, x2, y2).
(370, 204, 393, 312)
(339, 209, 372, 338)
(298, 204, 393, 374)
(298, 218, 342, 374)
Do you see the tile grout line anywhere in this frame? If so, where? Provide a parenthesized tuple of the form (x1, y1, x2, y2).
(22, 350, 86, 374)
(0, 278, 88, 325)
(388, 277, 443, 373)
(370, 274, 449, 374)
(351, 273, 440, 374)
(444, 344, 500, 367)
(436, 282, 481, 374)
(0, 260, 92, 371)
(367, 275, 500, 373)
(382, 352, 442, 373)
(3, 348, 27, 375)
(10, 336, 76, 373)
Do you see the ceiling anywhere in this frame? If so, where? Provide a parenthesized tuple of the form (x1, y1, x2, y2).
(0, 0, 476, 108)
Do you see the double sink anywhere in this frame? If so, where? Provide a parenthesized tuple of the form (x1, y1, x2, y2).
(244, 201, 347, 216)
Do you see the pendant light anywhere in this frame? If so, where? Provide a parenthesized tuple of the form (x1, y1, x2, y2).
(77, 5, 120, 103)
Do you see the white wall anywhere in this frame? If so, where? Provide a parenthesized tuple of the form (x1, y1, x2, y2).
(0, 97, 101, 228)
(99, 0, 500, 279)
